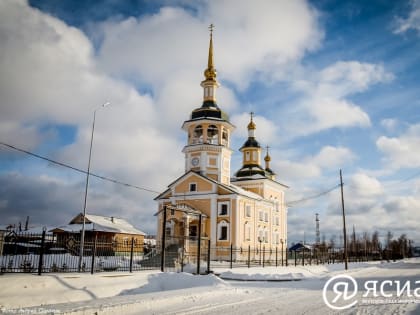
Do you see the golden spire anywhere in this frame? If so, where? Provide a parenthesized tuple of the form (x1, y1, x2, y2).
(247, 112, 256, 130)
(204, 24, 217, 81)
(264, 145, 271, 162)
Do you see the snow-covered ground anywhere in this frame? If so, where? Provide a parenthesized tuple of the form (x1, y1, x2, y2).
(1, 259, 419, 314)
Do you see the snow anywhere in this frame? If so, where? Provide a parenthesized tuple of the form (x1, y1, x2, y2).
(1, 259, 420, 314)
(54, 213, 145, 235)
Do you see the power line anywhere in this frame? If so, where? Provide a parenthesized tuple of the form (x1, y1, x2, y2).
(0, 141, 161, 194)
(286, 184, 341, 207)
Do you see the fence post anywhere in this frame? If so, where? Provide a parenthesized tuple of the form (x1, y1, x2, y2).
(38, 229, 46, 275)
(309, 249, 312, 265)
(247, 245, 250, 268)
(207, 240, 211, 274)
(302, 247, 305, 266)
(286, 248, 288, 266)
(90, 233, 97, 274)
(275, 247, 278, 267)
(160, 206, 167, 272)
(294, 250, 297, 266)
(230, 244, 233, 269)
(262, 246, 265, 268)
(197, 214, 202, 275)
(129, 237, 134, 273)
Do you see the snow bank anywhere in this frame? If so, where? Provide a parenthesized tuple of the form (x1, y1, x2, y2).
(120, 272, 228, 295)
(219, 271, 304, 281)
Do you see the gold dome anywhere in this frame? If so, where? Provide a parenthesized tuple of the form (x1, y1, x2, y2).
(264, 154, 271, 162)
(204, 68, 217, 80)
(247, 120, 256, 130)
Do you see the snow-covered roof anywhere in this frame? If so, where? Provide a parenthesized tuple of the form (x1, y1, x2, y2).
(52, 213, 145, 235)
(226, 184, 263, 201)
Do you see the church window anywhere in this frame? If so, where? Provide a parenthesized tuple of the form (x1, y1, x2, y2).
(192, 125, 203, 144)
(258, 229, 264, 242)
(189, 225, 198, 238)
(264, 229, 269, 243)
(222, 130, 228, 146)
(220, 226, 227, 240)
(218, 221, 229, 241)
(165, 227, 171, 237)
(245, 151, 250, 161)
(273, 232, 279, 244)
(245, 205, 251, 217)
(253, 151, 257, 161)
(218, 202, 229, 216)
(264, 212, 269, 222)
(189, 183, 197, 192)
(207, 125, 218, 144)
(258, 210, 263, 221)
(244, 222, 251, 241)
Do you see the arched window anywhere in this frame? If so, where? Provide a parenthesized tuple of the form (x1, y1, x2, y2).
(222, 129, 228, 146)
(217, 220, 229, 241)
(192, 125, 203, 144)
(244, 222, 251, 241)
(165, 220, 175, 237)
(207, 125, 219, 144)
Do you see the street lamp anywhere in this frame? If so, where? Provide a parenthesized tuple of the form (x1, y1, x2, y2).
(258, 236, 263, 266)
(78, 102, 110, 272)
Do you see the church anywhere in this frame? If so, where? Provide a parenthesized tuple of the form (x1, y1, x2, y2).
(155, 28, 288, 260)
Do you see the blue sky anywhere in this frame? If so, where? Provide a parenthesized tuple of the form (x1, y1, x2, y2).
(1, 0, 420, 245)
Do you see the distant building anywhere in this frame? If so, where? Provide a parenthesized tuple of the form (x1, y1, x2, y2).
(51, 213, 146, 255)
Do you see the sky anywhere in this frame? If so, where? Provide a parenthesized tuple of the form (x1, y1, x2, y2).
(0, 0, 420, 245)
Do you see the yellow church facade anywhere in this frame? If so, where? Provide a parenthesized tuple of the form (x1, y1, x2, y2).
(155, 29, 288, 260)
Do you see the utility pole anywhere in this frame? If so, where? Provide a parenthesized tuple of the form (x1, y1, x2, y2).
(315, 213, 320, 245)
(340, 169, 348, 270)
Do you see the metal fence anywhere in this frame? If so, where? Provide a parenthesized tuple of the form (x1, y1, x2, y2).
(208, 244, 381, 269)
(0, 231, 159, 274)
(1, 231, 384, 274)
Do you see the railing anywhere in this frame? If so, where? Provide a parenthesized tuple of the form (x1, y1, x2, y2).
(1, 231, 385, 274)
(0, 231, 159, 274)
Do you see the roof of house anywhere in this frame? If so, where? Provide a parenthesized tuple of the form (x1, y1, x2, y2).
(51, 213, 145, 235)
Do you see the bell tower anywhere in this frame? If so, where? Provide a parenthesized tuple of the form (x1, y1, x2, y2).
(182, 25, 235, 185)
(234, 113, 268, 178)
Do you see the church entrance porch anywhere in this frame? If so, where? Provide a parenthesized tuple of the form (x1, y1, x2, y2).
(156, 204, 209, 273)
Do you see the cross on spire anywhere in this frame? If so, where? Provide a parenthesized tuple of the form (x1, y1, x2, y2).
(250, 111, 254, 121)
(209, 23, 215, 35)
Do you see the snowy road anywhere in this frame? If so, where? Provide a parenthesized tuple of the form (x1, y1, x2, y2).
(1, 259, 420, 314)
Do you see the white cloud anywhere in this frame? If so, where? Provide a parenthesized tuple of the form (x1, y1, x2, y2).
(0, 0, 186, 231)
(230, 112, 278, 145)
(348, 173, 384, 197)
(282, 61, 393, 136)
(272, 145, 355, 184)
(376, 123, 420, 169)
(393, 0, 420, 35)
(317, 61, 394, 97)
(97, 0, 323, 91)
(380, 118, 399, 132)
(309, 146, 356, 170)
